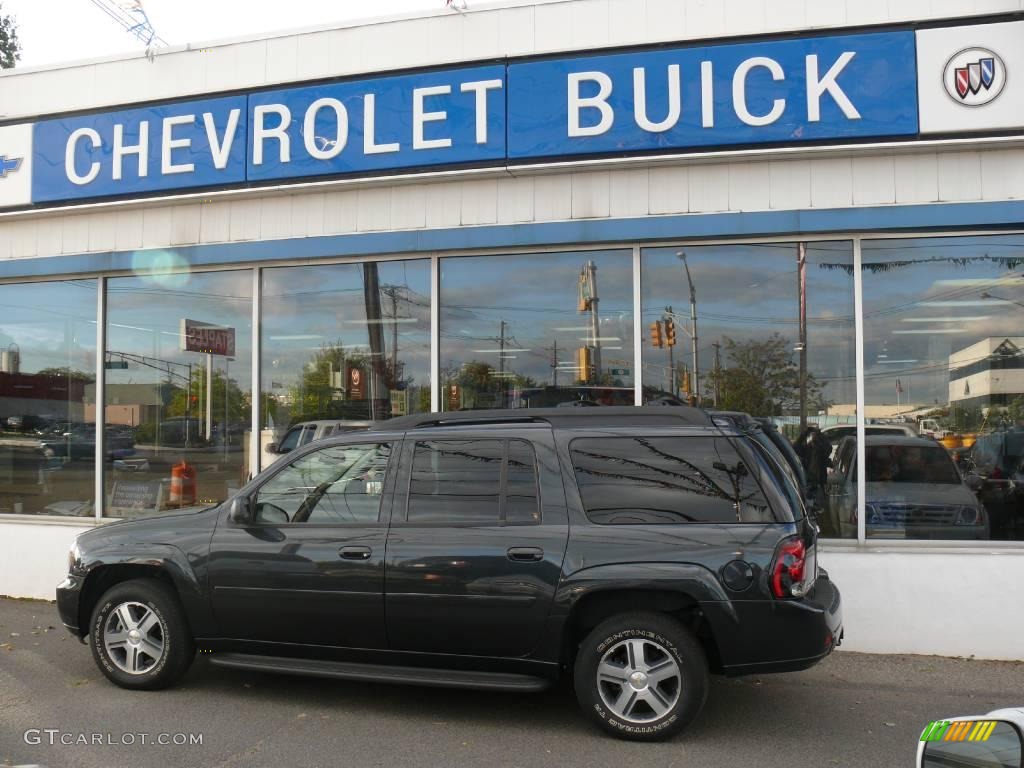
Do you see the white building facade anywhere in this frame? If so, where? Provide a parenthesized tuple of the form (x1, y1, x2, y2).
(1, 0, 1024, 659)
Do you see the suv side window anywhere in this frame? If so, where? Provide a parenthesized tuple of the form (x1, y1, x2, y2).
(570, 436, 776, 524)
(253, 443, 392, 525)
(406, 439, 540, 525)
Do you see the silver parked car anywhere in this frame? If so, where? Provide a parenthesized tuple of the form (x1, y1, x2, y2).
(828, 435, 987, 540)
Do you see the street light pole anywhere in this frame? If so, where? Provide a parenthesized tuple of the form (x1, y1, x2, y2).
(677, 252, 699, 404)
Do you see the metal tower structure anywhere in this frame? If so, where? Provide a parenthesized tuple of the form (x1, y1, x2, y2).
(86, 0, 168, 51)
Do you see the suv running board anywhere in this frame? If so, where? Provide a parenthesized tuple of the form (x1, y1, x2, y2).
(209, 653, 552, 692)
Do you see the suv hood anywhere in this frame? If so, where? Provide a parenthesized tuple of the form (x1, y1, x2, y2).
(865, 482, 977, 506)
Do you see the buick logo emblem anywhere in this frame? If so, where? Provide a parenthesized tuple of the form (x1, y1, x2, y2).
(943, 47, 1006, 107)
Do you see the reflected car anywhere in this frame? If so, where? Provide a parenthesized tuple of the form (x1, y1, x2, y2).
(830, 435, 987, 540)
(820, 423, 917, 459)
(266, 419, 376, 457)
(40, 424, 135, 461)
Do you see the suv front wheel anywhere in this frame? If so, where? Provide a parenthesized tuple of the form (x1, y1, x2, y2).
(89, 578, 195, 690)
(573, 612, 708, 741)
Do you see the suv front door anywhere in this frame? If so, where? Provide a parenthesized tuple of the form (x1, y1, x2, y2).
(208, 440, 396, 649)
(385, 430, 569, 658)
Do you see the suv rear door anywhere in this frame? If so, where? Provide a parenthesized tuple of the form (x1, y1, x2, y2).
(385, 427, 568, 658)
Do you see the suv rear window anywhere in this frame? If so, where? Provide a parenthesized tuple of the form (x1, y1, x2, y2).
(570, 436, 778, 525)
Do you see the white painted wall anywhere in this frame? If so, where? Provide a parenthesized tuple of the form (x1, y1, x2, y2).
(3, 519, 1022, 661)
(2, 0, 1021, 122)
(0, 518, 96, 600)
(819, 545, 1024, 660)
(2, 145, 1024, 261)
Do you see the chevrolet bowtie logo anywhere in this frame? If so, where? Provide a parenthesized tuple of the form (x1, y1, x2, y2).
(0, 155, 23, 178)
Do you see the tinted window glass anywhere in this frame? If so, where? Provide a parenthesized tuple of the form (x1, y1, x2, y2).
(408, 440, 503, 523)
(254, 443, 391, 524)
(865, 445, 960, 484)
(571, 437, 776, 524)
(406, 439, 540, 524)
(506, 440, 540, 524)
(277, 426, 304, 453)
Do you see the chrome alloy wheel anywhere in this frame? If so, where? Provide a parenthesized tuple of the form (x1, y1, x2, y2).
(102, 601, 165, 675)
(596, 638, 682, 723)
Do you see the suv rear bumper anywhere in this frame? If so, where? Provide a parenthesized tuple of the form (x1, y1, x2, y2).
(708, 571, 843, 676)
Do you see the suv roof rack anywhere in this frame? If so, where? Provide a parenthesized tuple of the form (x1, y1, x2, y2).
(377, 406, 714, 431)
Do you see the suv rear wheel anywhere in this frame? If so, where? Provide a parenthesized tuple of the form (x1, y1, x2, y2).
(89, 578, 195, 690)
(573, 612, 708, 741)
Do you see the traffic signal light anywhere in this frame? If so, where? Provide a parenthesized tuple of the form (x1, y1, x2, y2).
(649, 321, 664, 348)
(577, 347, 592, 383)
(665, 318, 677, 347)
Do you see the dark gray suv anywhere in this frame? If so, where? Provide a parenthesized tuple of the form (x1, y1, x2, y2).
(57, 407, 842, 741)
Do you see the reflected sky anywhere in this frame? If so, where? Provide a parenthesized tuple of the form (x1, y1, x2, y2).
(440, 249, 635, 385)
(863, 235, 1024, 408)
(0, 280, 97, 374)
(642, 242, 856, 407)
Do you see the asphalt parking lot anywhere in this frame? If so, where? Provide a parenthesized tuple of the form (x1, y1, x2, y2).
(2, 597, 1022, 768)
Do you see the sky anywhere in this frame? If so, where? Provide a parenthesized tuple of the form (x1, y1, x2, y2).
(4, 0, 459, 68)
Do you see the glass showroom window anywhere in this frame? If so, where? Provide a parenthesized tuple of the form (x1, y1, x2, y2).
(641, 242, 856, 538)
(440, 249, 634, 409)
(862, 234, 1024, 542)
(0, 279, 96, 517)
(260, 259, 430, 467)
(104, 270, 252, 517)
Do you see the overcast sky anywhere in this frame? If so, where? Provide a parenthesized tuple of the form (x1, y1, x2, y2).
(4, 0, 461, 68)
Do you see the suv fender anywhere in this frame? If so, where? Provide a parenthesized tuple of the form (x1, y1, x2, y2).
(73, 544, 208, 638)
(548, 562, 738, 668)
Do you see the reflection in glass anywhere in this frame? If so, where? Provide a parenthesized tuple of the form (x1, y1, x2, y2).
(641, 242, 856, 537)
(0, 280, 96, 517)
(104, 271, 252, 518)
(261, 260, 430, 467)
(863, 235, 1024, 541)
(440, 250, 634, 409)
(570, 437, 776, 524)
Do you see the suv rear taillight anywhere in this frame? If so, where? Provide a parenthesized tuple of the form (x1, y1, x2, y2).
(771, 536, 814, 599)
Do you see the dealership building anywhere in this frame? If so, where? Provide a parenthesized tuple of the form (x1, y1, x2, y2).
(1, 0, 1023, 659)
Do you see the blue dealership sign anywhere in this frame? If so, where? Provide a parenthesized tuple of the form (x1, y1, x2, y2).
(22, 28, 921, 207)
(33, 95, 248, 204)
(248, 65, 506, 182)
(507, 31, 918, 158)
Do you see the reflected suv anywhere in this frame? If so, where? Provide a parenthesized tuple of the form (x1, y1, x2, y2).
(57, 407, 842, 742)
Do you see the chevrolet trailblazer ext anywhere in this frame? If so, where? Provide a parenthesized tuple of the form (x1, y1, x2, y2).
(57, 407, 842, 741)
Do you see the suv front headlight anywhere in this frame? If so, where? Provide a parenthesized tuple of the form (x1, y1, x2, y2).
(954, 506, 982, 526)
(68, 539, 82, 572)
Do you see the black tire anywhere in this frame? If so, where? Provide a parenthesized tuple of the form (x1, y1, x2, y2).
(89, 578, 195, 690)
(573, 612, 708, 741)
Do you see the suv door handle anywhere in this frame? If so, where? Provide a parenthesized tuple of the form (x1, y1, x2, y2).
(507, 547, 543, 562)
(339, 546, 372, 560)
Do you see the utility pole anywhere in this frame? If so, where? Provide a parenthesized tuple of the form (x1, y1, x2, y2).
(797, 242, 808, 431)
(551, 339, 559, 388)
(580, 261, 602, 382)
(363, 263, 388, 420)
(712, 342, 722, 408)
(498, 320, 508, 407)
(677, 252, 699, 405)
(665, 306, 675, 396)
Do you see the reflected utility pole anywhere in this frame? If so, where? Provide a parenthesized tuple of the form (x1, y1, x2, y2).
(712, 342, 722, 408)
(363, 263, 388, 420)
(797, 242, 808, 431)
(676, 252, 699, 405)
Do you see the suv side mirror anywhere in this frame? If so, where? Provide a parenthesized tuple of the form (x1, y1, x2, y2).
(228, 495, 253, 524)
(965, 472, 983, 492)
(266, 443, 278, 455)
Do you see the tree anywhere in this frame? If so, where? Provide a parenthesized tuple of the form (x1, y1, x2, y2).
(165, 367, 249, 424)
(705, 333, 827, 417)
(36, 367, 95, 384)
(0, 4, 20, 69)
